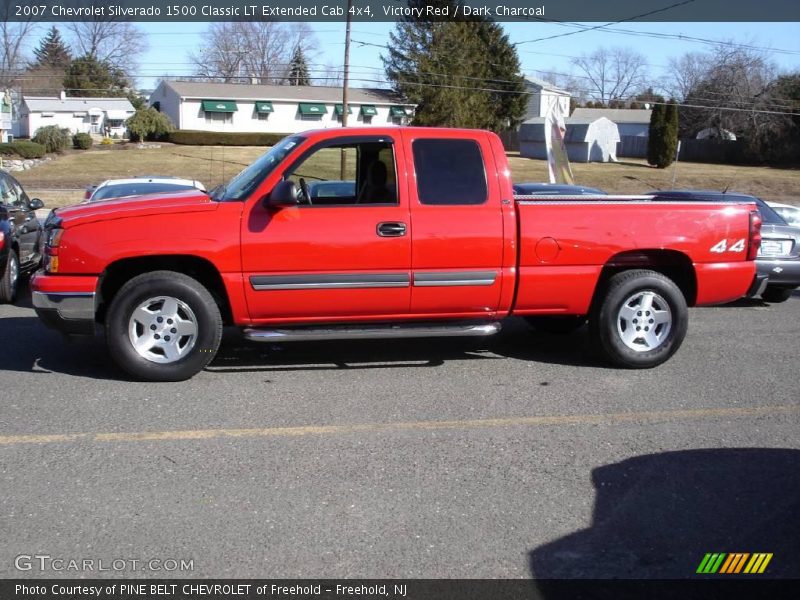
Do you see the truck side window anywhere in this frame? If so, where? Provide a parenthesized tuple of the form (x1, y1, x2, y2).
(285, 141, 398, 206)
(412, 139, 488, 205)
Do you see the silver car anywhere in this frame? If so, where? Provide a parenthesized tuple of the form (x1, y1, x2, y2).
(650, 191, 800, 303)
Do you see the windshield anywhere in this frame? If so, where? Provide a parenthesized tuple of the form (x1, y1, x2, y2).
(211, 135, 304, 201)
(754, 198, 788, 226)
(92, 183, 197, 201)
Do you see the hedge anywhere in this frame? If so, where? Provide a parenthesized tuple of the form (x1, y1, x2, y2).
(73, 132, 93, 150)
(166, 130, 288, 146)
(33, 125, 70, 153)
(0, 141, 47, 159)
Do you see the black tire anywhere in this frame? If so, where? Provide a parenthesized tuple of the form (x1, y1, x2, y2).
(105, 271, 222, 381)
(761, 285, 794, 304)
(526, 315, 587, 334)
(590, 269, 688, 369)
(0, 249, 19, 304)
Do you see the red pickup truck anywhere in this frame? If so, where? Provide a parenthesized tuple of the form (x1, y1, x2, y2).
(32, 127, 761, 381)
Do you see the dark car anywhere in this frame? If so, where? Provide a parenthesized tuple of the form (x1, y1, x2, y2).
(513, 183, 607, 196)
(649, 190, 800, 303)
(0, 171, 44, 302)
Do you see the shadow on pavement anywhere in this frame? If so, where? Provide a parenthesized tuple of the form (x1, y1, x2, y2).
(529, 448, 800, 586)
(0, 282, 674, 379)
(207, 318, 605, 373)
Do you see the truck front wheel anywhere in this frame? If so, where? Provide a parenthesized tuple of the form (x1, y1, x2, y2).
(105, 271, 222, 381)
(591, 269, 688, 368)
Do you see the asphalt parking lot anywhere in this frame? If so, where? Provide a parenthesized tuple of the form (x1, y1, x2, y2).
(1, 282, 798, 579)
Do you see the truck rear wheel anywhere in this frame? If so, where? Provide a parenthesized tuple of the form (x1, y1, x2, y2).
(591, 269, 688, 369)
(105, 271, 222, 381)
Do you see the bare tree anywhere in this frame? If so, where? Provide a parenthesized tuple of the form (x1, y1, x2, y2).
(316, 62, 342, 87)
(0, 15, 37, 89)
(663, 52, 711, 101)
(64, 21, 146, 76)
(680, 44, 778, 141)
(571, 47, 648, 105)
(188, 23, 247, 82)
(189, 22, 320, 85)
(240, 22, 293, 84)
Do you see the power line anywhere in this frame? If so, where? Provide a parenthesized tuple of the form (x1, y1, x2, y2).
(513, 0, 697, 45)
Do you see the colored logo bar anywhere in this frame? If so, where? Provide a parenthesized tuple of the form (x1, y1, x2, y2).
(696, 553, 773, 574)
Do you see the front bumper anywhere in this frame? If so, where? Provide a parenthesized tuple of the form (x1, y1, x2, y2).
(756, 257, 800, 287)
(31, 272, 98, 335)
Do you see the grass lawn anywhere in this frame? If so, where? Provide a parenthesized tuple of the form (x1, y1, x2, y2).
(12, 142, 800, 208)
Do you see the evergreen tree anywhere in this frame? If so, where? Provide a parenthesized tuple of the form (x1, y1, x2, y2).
(63, 55, 129, 97)
(663, 100, 680, 167)
(647, 103, 666, 167)
(286, 46, 311, 86)
(32, 27, 71, 69)
(24, 27, 73, 96)
(382, 1, 526, 131)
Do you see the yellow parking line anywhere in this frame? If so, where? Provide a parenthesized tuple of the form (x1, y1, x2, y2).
(0, 404, 797, 447)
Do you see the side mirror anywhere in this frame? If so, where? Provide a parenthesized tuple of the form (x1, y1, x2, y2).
(29, 198, 44, 210)
(263, 180, 298, 209)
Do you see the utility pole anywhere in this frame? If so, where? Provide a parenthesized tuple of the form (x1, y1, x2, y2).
(340, 0, 353, 179)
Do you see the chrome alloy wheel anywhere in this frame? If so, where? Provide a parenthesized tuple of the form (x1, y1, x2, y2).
(128, 296, 198, 364)
(9, 254, 18, 293)
(616, 291, 672, 352)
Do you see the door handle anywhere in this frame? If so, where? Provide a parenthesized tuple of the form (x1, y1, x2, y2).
(377, 222, 407, 237)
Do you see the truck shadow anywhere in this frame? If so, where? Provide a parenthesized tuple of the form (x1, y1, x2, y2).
(0, 283, 667, 378)
(206, 319, 605, 373)
(0, 314, 604, 380)
(528, 448, 800, 591)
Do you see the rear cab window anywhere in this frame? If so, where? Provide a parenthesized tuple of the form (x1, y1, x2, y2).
(412, 139, 488, 205)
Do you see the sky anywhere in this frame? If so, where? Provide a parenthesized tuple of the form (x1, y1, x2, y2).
(115, 21, 800, 93)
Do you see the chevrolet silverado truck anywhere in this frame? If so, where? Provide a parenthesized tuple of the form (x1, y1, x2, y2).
(32, 127, 762, 381)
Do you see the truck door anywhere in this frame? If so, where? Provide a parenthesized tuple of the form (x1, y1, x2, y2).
(241, 135, 412, 323)
(404, 132, 506, 317)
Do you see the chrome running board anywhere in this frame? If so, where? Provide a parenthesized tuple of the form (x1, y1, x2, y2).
(243, 322, 501, 343)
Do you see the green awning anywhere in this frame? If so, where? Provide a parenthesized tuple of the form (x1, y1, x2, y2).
(202, 100, 237, 113)
(334, 104, 353, 116)
(389, 105, 412, 118)
(360, 105, 378, 116)
(298, 103, 327, 116)
(255, 101, 274, 113)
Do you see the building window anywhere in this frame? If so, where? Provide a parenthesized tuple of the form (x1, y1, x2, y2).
(298, 103, 327, 121)
(257, 112, 269, 121)
(205, 112, 232, 125)
(362, 115, 373, 125)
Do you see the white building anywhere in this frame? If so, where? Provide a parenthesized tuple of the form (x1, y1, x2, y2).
(519, 116, 621, 163)
(149, 80, 415, 134)
(571, 108, 652, 137)
(18, 92, 135, 138)
(524, 77, 571, 121)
